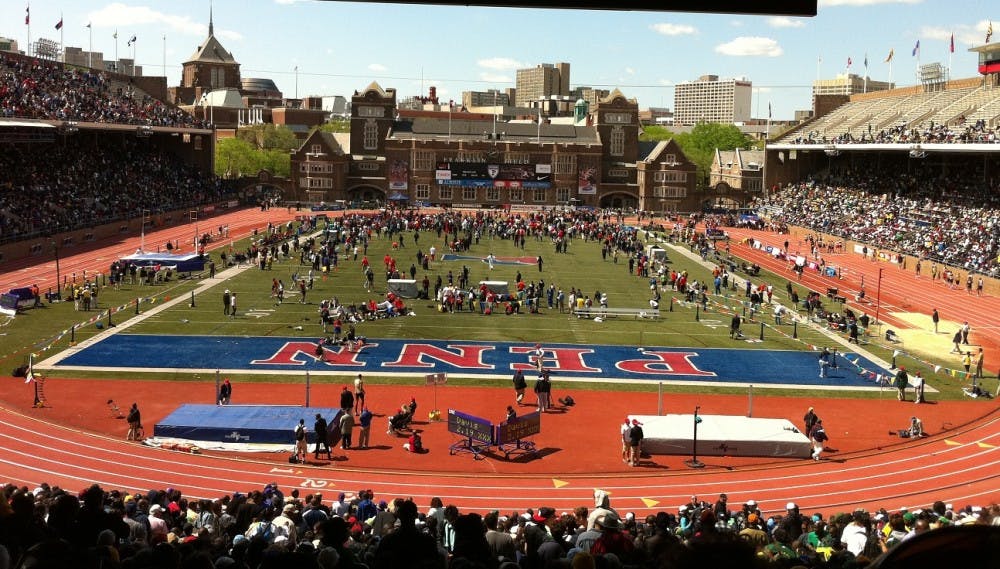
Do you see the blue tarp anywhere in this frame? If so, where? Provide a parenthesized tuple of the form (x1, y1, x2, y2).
(154, 404, 343, 445)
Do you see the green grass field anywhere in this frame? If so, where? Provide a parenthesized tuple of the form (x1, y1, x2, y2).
(6, 217, 968, 399)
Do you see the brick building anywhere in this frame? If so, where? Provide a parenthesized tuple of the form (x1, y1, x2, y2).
(290, 82, 699, 212)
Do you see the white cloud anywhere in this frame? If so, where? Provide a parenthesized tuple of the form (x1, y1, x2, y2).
(922, 21, 994, 47)
(730, 20, 744, 27)
(715, 37, 783, 57)
(819, 0, 920, 6)
(477, 57, 522, 71)
(768, 16, 805, 28)
(624, 67, 635, 75)
(479, 72, 511, 84)
(650, 23, 697, 36)
(86, 3, 242, 40)
(368, 63, 386, 72)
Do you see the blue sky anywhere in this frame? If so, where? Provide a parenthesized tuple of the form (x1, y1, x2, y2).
(5, 0, 997, 120)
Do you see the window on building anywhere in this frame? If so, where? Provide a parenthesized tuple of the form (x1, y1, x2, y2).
(363, 119, 378, 150)
(608, 168, 628, 178)
(610, 127, 625, 156)
(412, 150, 435, 171)
(462, 187, 477, 201)
(510, 188, 524, 202)
(654, 171, 686, 183)
(533, 188, 546, 202)
(439, 186, 453, 201)
(358, 106, 384, 118)
(556, 187, 570, 203)
(486, 187, 500, 202)
(456, 151, 485, 162)
(554, 154, 576, 175)
(505, 152, 529, 164)
(664, 154, 677, 165)
(311, 144, 322, 155)
(414, 184, 430, 200)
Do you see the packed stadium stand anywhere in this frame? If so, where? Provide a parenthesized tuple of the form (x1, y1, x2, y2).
(762, 79, 1000, 279)
(0, 53, 233, 247)
(0, 133, 231, 243)
(1, 53, 206, 127)
(0, 481, 996, 569)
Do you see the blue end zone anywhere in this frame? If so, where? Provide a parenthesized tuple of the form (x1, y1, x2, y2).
(154, 404, 342, 445)
(59, 335, 885, 387)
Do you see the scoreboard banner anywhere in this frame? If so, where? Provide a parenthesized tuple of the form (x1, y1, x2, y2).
(447, 409, 494, 444)
(436, 162, 552, 188)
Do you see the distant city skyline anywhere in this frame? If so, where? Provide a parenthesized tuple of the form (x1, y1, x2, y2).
(4, 0, 996, 120)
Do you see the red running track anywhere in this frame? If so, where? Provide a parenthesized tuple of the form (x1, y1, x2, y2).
(717, 226, 1000, 375)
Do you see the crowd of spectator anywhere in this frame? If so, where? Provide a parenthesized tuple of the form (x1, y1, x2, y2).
(749, 167, 1000, 276)
(1, 481, 995, 569)
(0, 133, 236, 243)
(788, 119, 1000, 145)
(0, 54, 206, 128)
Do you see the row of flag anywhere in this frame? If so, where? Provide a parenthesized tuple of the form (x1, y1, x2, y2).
(842, 25, 994, 69)
(25, 6, 137, 45)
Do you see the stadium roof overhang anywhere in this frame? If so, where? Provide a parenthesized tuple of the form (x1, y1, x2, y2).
(0, 120, 57, 128)
(767, 143, 1000, 154)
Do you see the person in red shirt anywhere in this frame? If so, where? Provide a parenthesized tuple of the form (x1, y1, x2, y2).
(590, 512, 635, 562)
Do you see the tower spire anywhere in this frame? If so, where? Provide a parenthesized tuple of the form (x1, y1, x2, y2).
(209, 0, 214, 36)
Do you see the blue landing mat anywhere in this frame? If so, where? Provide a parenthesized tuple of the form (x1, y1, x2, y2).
(154, 404, 344, 445)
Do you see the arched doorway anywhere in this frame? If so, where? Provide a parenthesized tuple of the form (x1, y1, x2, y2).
(347, 185, 386, 210)
(599, 192, 639, 210)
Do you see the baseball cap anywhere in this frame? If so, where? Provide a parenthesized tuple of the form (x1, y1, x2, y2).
(786, 502, 797, 510)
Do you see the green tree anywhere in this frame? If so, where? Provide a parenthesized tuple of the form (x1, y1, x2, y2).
(641, 123, 751, 187)
(236, 123, 299, 152)
(215, 137, 291, 178)
(316, 118, 350, 134)
(215, 124, 296, 178)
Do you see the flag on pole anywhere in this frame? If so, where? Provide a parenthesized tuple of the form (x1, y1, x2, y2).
(912, 40, 920, 56)
(128, 34, 136, 46)
(950, 33, 954, 53)
(864, 54, 868, 69)
(988, 21, 993, 44)
(114, 30, 118, 39)
(55, 17, 62, 30)
(25, 5, 29, 25)
(86, 22, 91, 29)
(885, 49, 894, 63)
(768, 102, 772, 120)
(847, 57, 852, 68)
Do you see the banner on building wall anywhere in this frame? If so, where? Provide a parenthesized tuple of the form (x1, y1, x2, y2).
(435, 162, 551, 188)
(577, 167, 597, 195)
(389, 160, 409, 190)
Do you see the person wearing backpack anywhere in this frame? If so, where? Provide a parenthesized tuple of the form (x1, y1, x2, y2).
(245, 512, 275, 544)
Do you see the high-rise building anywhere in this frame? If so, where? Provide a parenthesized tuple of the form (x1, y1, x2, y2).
(515, 62, 570, 108)
(462, 89, 510, 109)
(674, 75, 752, 125)
(812, 73, 894, 96)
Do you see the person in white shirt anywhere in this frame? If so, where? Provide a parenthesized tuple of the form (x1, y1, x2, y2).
(840, 512, 869, 556)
